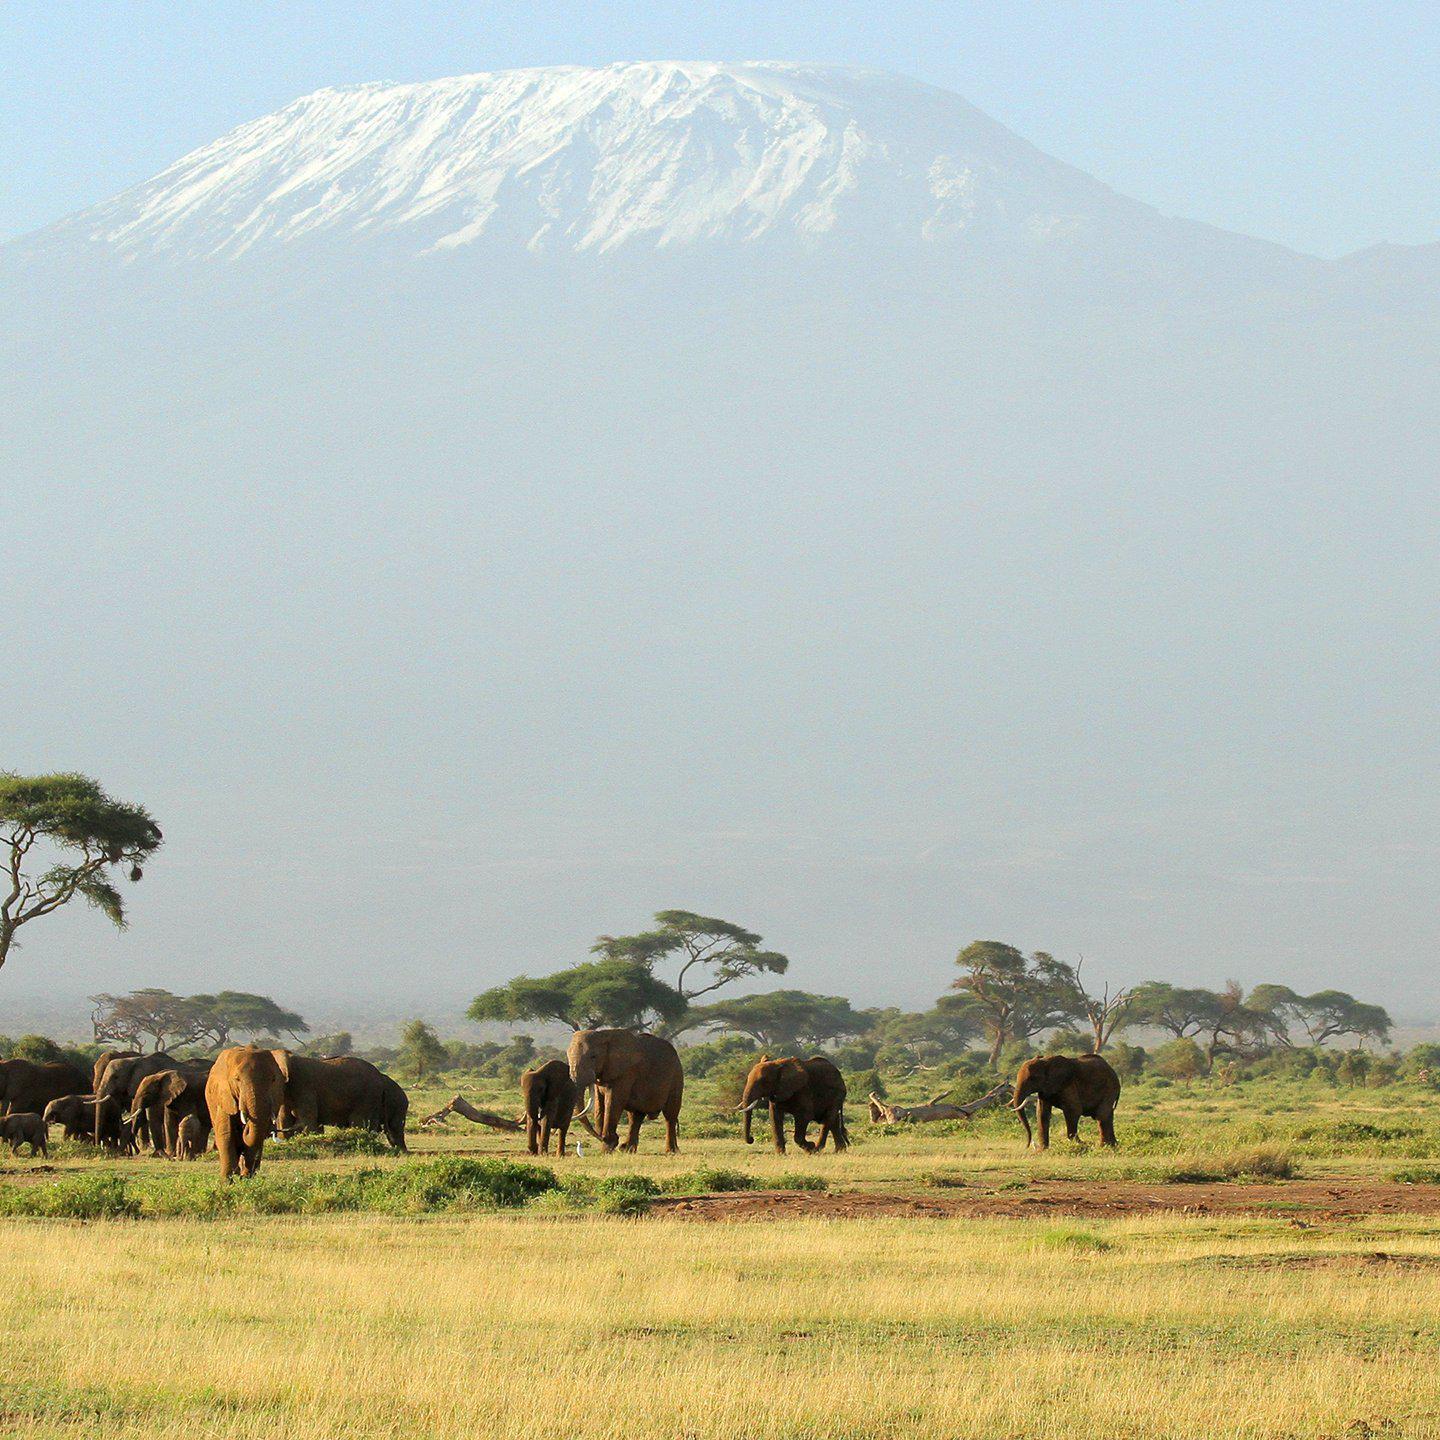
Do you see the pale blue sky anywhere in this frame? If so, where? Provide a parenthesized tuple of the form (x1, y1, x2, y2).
(2, 1, 1437, 255)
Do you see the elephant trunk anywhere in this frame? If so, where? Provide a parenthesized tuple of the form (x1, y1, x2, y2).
(739, 1083, 764, 1144)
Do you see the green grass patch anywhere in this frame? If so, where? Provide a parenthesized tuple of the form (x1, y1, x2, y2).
(1040, 1226, 1114, 1253)
(274, 1127, 394, 1158)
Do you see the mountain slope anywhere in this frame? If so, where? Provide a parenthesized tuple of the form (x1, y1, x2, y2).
(21, 61, 1298, 272)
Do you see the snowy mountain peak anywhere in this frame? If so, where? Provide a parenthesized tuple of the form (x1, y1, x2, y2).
(34, 60, 1171, 261)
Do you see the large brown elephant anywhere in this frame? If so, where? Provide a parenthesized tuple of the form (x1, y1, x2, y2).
(520, 1059, 578, 1156)
(568, 1029, 683, 1153)
(739, 1055, 848, 1154)
(129, 1063, 213, 1156)
(1011, 1052, 1120, 1149)
(271, 1053, 408, 1151)
(43, 1093, 98, 1141)
(95, 1052, 177, 1153)
(205, 1045, 287, 1179)
(0, 1058, 89, 1117)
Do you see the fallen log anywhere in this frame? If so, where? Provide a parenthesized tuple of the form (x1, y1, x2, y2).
(418, 1096, 524, 1132)
(868, 1081, 1015, 1124)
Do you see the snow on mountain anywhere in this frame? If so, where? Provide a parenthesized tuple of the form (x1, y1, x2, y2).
(26, 61, 1260, 263)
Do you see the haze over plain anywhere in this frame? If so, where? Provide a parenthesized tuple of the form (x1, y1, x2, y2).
(3, 59, 1436, 1027)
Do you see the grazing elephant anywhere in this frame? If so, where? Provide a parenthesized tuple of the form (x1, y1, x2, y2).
(739, 1055, 849, 1154)
(129, 1064, 213, 1157)
(0, 1112, 48, 1158)
(271, 1054, 409, 1151)
(43, 1093, 99, 1141)
(520, 1059, 578, 1156)
(206, 1046, 287, 1179)
(174, 1113, 205, 1160)
(0, 1058, 89, 1118)
(569, 1029, 683, 1153)
(1011, 1053, 1120, 1149)
(95, 1052, 178, 1153)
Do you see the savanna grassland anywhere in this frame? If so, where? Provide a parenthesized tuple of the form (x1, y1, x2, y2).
(3, 1072, 1440, 1439)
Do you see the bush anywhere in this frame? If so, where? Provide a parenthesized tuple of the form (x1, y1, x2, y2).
(276, 1128, 392, 1158)
(660, 1167, 756, 1195)
(774, 1172, 828, 1192)
(1166, 1145, 1295, 1183)
(0, 1173, 140, 1220)
(1041, 1226, 1113, 1253)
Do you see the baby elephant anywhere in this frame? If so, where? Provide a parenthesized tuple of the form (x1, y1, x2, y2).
(174, 1113, 205, 1160)
(0, 1112, 49, 1158)
(520, 1059, 579, 1156)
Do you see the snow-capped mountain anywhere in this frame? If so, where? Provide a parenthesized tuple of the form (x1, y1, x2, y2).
(23, 61, 1292, 267)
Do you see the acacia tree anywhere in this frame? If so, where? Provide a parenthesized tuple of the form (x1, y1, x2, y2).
(468, 958, 688, 1032)
(951, 941, 1083, 1066)
(1125, 983, 1223, 1039)
(1, 773, 162, 974)
(591, 911, 788, 1003)
(688, 990, 865, 1052)
(90, 989, 310, 1052)
(397, 1020, 449, 1083)
(1247, 985, 1392, 1049)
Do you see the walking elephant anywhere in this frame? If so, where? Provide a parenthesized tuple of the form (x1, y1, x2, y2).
(569, 1029, 683, 1153)
(43, 1093, 98, 1141)
(271, 1053, 408, 1151)
(0, 1058, 89, 1118)
(129, 1063, 213, 1157)
(95, 1052, 178, 1154)
(206, 1045, 287, 1179)
(1011, 1053, 1120, 1149)
(739, 1055, 849, 1154)
(520, 1058, 578, 1156)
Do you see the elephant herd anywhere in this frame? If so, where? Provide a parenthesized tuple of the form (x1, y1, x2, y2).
(0, 1046, 410, 1177)
(0, 1030, 1122, 1178)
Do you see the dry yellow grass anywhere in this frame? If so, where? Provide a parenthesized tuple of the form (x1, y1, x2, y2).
(2, 1210, 1438, 1438)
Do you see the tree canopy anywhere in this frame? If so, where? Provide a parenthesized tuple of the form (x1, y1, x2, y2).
(468, 957, 689, 1033)
(90, 988, 309, 1052)
(687, 989, 865, 1052)
(0, 772, 162, 973)
(951, 941, 1083, 1063)
(397, 1020, 449, 1082)
(591, 911, 788, 1002)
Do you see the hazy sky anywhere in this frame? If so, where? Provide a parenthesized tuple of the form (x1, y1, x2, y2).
(3, 1, 1439, 255)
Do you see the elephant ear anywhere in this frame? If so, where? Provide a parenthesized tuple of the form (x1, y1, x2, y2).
(270, 1050, 292, 1081)
(160, 1072, 188, 1106)
(773, 1059, 808, 1102)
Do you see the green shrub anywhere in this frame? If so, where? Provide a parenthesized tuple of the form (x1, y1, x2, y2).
(774, 1172, 828, 1192)
(0, 1173, 140, 1220)
(660, 1166, 756, 1194)
(276, 1128, 392, 1159)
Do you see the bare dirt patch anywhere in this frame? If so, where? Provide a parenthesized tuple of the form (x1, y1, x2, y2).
(650, 1179, 1440, 1223)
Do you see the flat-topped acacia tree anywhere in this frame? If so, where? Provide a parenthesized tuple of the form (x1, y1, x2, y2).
(0, 772, 162, 975)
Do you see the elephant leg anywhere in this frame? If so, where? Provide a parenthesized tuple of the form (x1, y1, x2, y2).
(556, 1119, 569, 1156)
(539, 1114, 553, 1155)
(215, 1118, 240, 1180)
(770, 1103, 786, 1154)
(621, 1109, 644, 1153)
(1061, 1104, 1081, 1142)
(1036, 1099, 1052, 1150)
(663, 1100, 680, 1155)
(1098, 1104, 1118, 1147)
(794, 1113, 814, 1152)
(526, 1117, 540, 1155)
(604, 1082, 633, 1150)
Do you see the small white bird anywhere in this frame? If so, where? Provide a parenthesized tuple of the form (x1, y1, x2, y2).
(574, 1142, 584, 1157)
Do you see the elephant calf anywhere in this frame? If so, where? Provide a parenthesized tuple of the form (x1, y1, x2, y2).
(0, 1112, 49, 1158)
(174, 1113, 205, 1160)
(43, 1093, 98, 1142)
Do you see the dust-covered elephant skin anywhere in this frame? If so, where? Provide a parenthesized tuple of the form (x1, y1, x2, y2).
(0, 1111, 48, 1157)
(270, 1053, 408, 1151)
(520, 1059, 579, 1156)
(569, 1029, 683, 1154)
(1011, 1053, 1121, 1149)
(0, 1058, 89, 1119)
(739, 1055, 849, 1154)
(205, 1046, 287, 1179)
